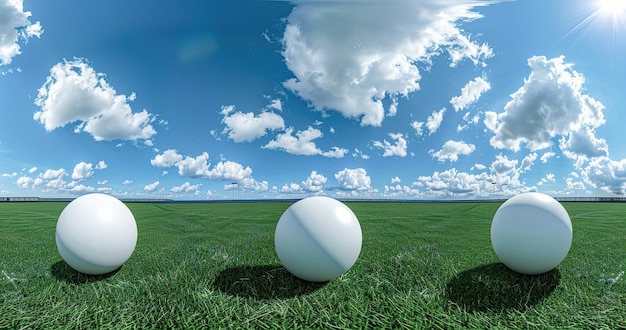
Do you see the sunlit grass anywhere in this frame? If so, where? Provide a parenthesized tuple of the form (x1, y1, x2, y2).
(1, 201, 624, 328)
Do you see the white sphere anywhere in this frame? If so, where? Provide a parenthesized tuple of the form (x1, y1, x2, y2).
(491, 192, 572, 275)
(56, 193, 138, 275)
(275, 196, 362, 282)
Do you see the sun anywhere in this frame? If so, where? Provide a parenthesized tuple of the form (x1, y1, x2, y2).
(596, 0, 626, 15)
(567, 0, 626, 43)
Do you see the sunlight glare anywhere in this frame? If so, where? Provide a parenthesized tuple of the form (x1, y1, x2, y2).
(567, 0, 626, 44)
(596, 0, 626, 15)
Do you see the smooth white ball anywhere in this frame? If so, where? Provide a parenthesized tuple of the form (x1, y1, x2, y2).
(491, 192, 572, 275)
(56, 193, 138, 275)
(275, 196, 362, 282)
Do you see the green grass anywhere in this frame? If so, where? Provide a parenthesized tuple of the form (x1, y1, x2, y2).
(1, 201, 624, 329)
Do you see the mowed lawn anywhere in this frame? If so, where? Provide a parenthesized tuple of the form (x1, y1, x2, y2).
(0, 201, 624, 329)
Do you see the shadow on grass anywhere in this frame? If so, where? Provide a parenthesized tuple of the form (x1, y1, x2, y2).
(212, 265, 325, 300)
(50, 261, 120, 285)
(445, 262, 560, 313)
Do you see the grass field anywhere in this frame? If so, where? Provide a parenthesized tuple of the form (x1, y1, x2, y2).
(1, 201, 624, 329)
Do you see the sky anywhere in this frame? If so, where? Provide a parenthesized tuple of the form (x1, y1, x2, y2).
(1, 0, 626, 200)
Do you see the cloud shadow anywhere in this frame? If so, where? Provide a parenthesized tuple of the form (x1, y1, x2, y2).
(445, 262, 560, 313)
(212, 264, 325, 300)
(50, 260, 120, 285)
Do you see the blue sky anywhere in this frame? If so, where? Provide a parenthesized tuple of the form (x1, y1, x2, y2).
(1, 0, 626, 200)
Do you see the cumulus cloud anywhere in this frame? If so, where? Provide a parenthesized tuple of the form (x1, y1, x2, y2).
(450, 76, 490, 112)
(301, 171, 327, 192)
(281, 0, 495, 126)
(176, 152, 210, 178)
(430, 140, 475, 162)
(540, 151, 556, 163)
(263, 126, 347, 158)
(34, 58, 157, 143)
(15, 166, 112, 195)
(220, 105, 285, 142)
(0, 0, 43, 66)
(151, 149, 183, 169)
(581, 157, 626, 195)
(71, 162, 94, 181)
(150, 150, 266, 192)
(411, 108, 446, 137)
(171, 182, 201, 193)
(207, 161, 253, 181)
(472, 163, 486, 171)
(489, 56, 605, 152)
(280, 183, 302, 193)
(559, 126, 608, 164)
(335, 168, 371, 191)
(426, 108, 446, 135)
(410, 121, 424, 136)
(373, 133, 407, 157)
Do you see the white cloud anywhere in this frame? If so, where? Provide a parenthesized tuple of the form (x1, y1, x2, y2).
(301, 171, 327, 192)
(207, 161, 253, 181)
(538, 173, 556, 186)
(540, 151, 556, 163)
(171, 182, 201, 193)
(264, 126, 322, 155)
(281, 0, 495, 126)
(410, 121, 424, 136)
(490, 154, 517, 174)
(27, 166, 37, 173)
(450, 76, 490, 112)
(373, 133, 407, 157)
(489, 56, 605, 152)
(483, 111, 497, 131)
(0, 0, 43, 66)
(335, 168, 371, 191)
(150, 150, 263, 189)
(384, 184, 421, 198)
(240, 177, 269, 192)
(430, 140, 475, 162)
(95, 161, 107, 170)
(266, 98, 283, 112)
(519, 152, 537, 173)
(143, 181, 160, 192)
(122, 180, 133, 185)
(177, 152, 210, 178)
(472, 163, 486, 171)
(391, 176, 401, 184)
(559, 126, 608, 164)
(280, 183, 302, 193)
(33, 58, 157, 143)
(220, 105, 285, 142)
(71, 162, 94, 181)
(426, 108, 446, 135)
(263, 126, 347, 158)
(352, 148, 370, 160)
(151, 149, 183, 169)
(40, 168, 67, 181)
(581, 157, 626, 195)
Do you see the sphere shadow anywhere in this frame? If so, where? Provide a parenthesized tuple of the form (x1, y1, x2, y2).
(50, 260, 121, 285)
(445, 262, 560, 313)
(212, 265, 326, 300)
